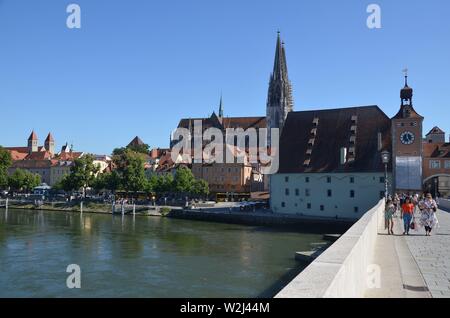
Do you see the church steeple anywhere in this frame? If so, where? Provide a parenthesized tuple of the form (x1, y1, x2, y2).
(27, 130, 38, 154)
(393, 70, 422, 119)
(266, 32, 294, 144)
(218, 94, 224, 118)
(400, 68, 413, 106)
(45, 133, 55, 155)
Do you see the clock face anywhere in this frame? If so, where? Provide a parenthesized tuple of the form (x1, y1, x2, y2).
(400, 131, 415, 145)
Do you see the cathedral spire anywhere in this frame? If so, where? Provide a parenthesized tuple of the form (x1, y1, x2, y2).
(218, 94, 224, 118)
(272, 31, 283, 80)
(266, 32, 294, 144)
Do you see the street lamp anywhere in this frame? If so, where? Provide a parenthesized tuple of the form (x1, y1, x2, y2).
(381, 150, 391, 201)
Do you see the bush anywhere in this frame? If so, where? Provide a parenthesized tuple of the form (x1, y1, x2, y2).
(160, 207, 171, 216)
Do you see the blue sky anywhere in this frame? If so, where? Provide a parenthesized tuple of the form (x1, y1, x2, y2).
(0, 0, 449, 154)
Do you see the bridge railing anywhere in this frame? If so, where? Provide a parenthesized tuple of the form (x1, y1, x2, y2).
(276, 199, 385, 298)
(439, 199, 450, 212)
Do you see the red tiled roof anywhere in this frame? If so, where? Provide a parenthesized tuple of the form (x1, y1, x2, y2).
(57, 152, 83, 161)
(9, 150, 28, 160)
(5, 147, 28, 153)
(25, 151, 52, 160)
(150, 148, 170, 159)
(423, 143, 450, 158)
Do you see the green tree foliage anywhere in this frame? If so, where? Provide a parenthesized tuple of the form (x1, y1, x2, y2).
(127, 143, 150, 155)
(103, 171, 122, 193)
(154, 174, 174, 194)
(53, 175, 75, 192)
(8, 169, 41, 192)
(145, 175, 159, 194)
(0, 146, 12, 189)
(92, 172, 107, 192)
(192, 179, 210, 197)
(113, 149, 147, 193)
(173, 166, 195, 194)
(63, 154, 100, 195)
(112, 143, 150, 157)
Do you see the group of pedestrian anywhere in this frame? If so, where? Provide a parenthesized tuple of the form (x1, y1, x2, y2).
(385, 192, 439, 236)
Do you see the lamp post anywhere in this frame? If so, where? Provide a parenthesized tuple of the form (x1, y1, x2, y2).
(381, 150, 391, 201)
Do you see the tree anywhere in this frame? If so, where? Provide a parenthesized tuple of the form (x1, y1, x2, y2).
(63, 154, 100, 196)
(127, 143, 150, 155)
(113, 143, 150, 157)
(192, 179, 209, 198)
(103, 171, 122, 193)
(53, 175, 75, 192)
(145, 175, 158, 194)
(154, 174, 174, 194)
(8, 169, 41, 192)
(0, 146, 12, 189)
(112, 147, 126, 157)
(112, 149, 147, 193)
(173, 166, 195, 194)
(92, 172, 107, 193)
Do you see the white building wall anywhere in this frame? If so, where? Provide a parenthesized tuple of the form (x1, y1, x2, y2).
(271, 173, 391, 220)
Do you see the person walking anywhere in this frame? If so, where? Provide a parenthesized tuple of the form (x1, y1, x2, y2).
(419, 193, 439, 236)
(393, 194, 401, 215)
(385, 199, 396, 235)
(401, 197, 414, 235)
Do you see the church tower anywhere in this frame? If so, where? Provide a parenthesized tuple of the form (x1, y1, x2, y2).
(45, 133, 55, 156)
(266, 32, 294, 145)
(27, 130, 38, 154)
(391, 71, 424, 192)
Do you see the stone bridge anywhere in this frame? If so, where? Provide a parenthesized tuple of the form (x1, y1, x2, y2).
(276, 200, 450, 298)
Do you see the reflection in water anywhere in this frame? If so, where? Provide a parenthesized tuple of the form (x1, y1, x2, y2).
(0, 208, 324, 298)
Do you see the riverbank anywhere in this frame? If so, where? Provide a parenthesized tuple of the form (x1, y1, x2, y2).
(168, 209, 355, 234)
(1, 201, 165, 216)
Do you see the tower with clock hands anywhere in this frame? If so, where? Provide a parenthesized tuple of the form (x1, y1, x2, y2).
(391, 70, 424, 192)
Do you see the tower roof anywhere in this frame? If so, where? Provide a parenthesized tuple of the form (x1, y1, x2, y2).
(267, 32, 294, 112)
(28, 130, 38, 141)
(426, 126, 445, 136)
(128, 136, 145, 147)
(400, 74, 413, 100)
(392, 73, 423, 119)
(272, 32, 289, 81)
(45, 133, 54, 142)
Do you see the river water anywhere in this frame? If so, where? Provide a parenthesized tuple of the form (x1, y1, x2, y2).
(0, 208, 324, 298)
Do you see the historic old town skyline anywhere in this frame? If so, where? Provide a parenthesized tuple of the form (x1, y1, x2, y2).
(1, 0, 449, 154)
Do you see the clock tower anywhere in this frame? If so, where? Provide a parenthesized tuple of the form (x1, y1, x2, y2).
(391, 72, 424, 192)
